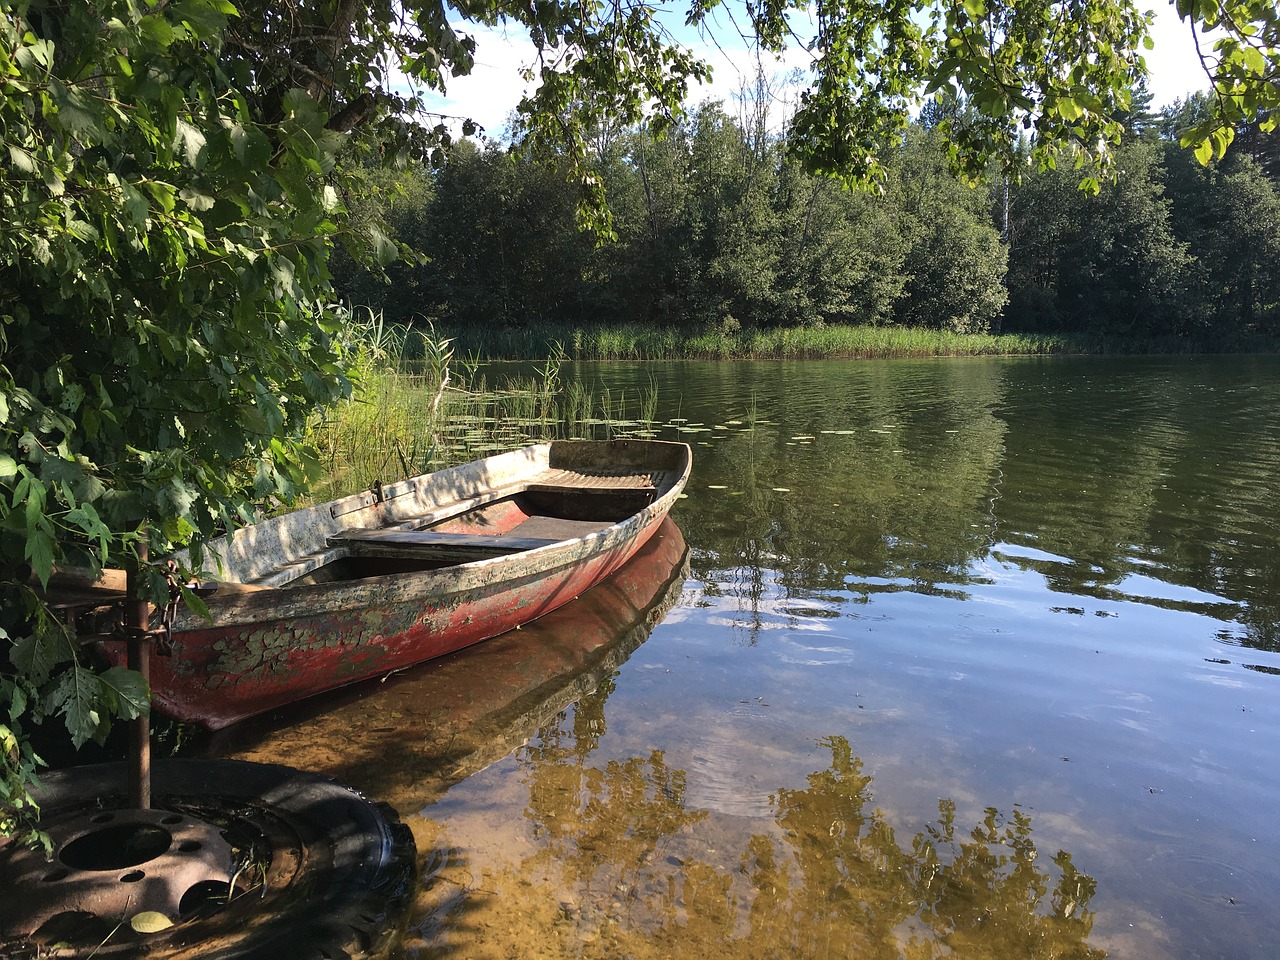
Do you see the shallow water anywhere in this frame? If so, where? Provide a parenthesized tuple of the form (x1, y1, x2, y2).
(218, 355, 1280, 960)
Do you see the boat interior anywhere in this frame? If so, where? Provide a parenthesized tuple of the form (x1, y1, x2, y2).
(279, 470, 668, 588)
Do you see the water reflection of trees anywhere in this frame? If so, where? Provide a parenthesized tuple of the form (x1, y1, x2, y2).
(674, 360, 1010, 648)
(645, 358, 1280, 655)
(449, 712, 1104, 960)
(992, 359, 1280, 653)
(766, 737, 1102, 960)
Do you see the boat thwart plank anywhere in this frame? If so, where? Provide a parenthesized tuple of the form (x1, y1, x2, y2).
(529, 468, 666, 491)
(328, 528, 562, 562)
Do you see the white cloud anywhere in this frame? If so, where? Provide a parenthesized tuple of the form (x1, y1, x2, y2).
(413, 23, 539, 139)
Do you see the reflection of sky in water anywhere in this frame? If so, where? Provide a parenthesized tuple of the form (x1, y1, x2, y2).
(990, 542, 1076, 565)
(1109, 572, 1234, 607)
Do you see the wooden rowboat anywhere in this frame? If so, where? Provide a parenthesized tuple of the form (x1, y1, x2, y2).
(75, 439, 690, 730)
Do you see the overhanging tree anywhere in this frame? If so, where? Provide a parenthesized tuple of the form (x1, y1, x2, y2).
(2, 0, 1276, 839)
(0, 0, 369, 836)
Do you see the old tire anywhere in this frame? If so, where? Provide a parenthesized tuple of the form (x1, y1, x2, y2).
(0, 759, 416, 960)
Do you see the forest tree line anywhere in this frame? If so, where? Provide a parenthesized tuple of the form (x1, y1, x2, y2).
(335, 93, 1280, 344)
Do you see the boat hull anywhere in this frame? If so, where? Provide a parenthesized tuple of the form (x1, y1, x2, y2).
(152, 516, 662, 728)
(91, 440, 691, 730)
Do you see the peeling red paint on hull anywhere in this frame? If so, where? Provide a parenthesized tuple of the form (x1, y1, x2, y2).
(90, 440, 692, 730)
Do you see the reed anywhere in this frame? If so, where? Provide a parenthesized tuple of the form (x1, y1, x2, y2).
(436, 322, 1087, 361)
(307, 318, 663, 500)
(438, 321, 1280, 360)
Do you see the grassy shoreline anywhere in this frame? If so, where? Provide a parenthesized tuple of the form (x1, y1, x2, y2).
(423, 322, 1280, 362)
(306, 330, 663, 501)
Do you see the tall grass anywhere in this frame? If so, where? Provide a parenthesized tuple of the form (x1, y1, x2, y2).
(307, 318, 662, 501)
(435, 321, 1280, 361)
(437, 322, 1079, 361)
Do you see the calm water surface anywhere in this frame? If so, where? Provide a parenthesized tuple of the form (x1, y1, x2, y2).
(218, 356, 1280, 960)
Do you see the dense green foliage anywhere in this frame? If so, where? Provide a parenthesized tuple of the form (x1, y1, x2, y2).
(1005, 97, 1280, 338)
(0, 0, 365, 835)
(338, 104, 1011, 335)
(339, 96, 1280, 343)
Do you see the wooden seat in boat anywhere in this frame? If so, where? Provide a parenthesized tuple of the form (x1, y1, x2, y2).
(330, 528, 559, 563)
(528, 467, 664, 493)
(329, 514, 615, 562)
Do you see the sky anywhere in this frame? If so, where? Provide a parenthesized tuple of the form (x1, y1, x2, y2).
(416, 2, 1212, 140)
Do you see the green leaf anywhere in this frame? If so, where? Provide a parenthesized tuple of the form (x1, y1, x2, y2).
(368, 226, 397, 266)
(236, 405, 269, 434)
(144, 180, 178, 214)
(8, 145, 37, 175)
(24, 518, 56, 589)
(181, 584, 212, 622)
(179, 188, 216, 211)
(174, 119, 207, 167)
(5, 684, 27, 723)
(1210, 125, 1234, 158)
(53, 667, 109, 748)
(137, 15, 176, 48)
(98, 667, 150, 721)
(161, 477, 199, 518)
(230, 123, 272, 168)
(47, 80, 106, 143)
(10, 618, 77, 686)
(1057, 97, 1084, 122)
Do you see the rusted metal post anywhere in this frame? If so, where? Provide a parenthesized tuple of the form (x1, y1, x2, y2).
(126, 539, 151, 810)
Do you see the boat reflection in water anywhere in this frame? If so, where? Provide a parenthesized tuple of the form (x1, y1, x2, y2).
(205, 517, 690, 809)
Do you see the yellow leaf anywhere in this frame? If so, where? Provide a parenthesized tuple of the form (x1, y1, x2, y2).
(130, 911, 174, 934)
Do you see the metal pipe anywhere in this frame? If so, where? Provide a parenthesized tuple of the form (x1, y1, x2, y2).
(126, 539, 151, 810)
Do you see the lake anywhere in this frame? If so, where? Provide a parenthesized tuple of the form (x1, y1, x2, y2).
(213, 355, 1280, 960)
